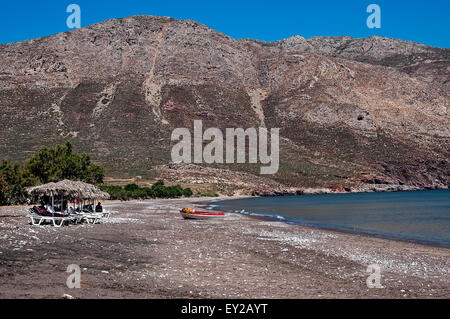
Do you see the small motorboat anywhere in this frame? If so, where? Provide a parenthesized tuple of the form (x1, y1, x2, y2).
(180, 208, 225, 220)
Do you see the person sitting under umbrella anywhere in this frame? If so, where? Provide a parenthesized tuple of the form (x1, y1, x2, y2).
(95, 202, 103, 213)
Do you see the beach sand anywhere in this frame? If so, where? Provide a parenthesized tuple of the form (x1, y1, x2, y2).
(0, 198, 448, 299)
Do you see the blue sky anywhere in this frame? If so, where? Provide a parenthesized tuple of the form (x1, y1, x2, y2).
(0, 0, 449, 48)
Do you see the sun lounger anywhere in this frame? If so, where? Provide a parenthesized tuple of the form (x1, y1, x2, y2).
(28, 207, 74, 227)
(68, 207, 85, 224)
(26, 205, 107, 226)
(27, 212, 72, 227)
(80, 212, 103, 224)
(100, 210, 111, 218)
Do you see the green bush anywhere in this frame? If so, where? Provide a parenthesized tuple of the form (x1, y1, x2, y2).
(182, 188, 193, 197)
(99, 182, 202, 201)
(166, 185, 183, 198)
(151, 180, 164, 189)
(142, 187, 155, 198)
(124, 183, 140, 192)
(152, 185, 169, 198)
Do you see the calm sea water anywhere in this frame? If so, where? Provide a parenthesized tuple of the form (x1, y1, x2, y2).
(207, 190, 450, 247)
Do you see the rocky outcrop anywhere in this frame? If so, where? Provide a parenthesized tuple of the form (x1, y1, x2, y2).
(149, 163, 289, 196)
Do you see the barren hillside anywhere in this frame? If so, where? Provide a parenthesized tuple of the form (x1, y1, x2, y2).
(0, 16, 448, 192)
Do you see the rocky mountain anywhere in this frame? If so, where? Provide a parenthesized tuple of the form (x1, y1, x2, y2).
(0, 15, 448, 193)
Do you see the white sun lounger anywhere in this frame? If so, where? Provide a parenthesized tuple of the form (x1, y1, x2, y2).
(101, 210, 111, 218)
(80, 212, 103, 224)
(68, 207, 85, 224)
(27, 214, 72, 227)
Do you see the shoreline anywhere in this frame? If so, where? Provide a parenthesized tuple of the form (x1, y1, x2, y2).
(0, 197, 448, 298)
(209, 212, 450, 250)
(196, 191, 450, 249)
(2, 189, 449, 249)
(252, 186, 449, 197)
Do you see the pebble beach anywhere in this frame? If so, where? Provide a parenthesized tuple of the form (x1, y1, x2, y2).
(0, 198, 448, 299)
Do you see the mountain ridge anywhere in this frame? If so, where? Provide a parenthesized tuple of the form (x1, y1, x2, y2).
(0, 15, 448, 194)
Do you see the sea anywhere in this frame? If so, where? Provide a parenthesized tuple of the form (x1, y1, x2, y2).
(206, 190, 450, 247)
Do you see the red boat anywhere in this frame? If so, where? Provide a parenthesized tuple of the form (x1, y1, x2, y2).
(180, 208, 225, 220)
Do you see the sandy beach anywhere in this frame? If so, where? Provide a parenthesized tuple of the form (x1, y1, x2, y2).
(0, 197, 448, 299)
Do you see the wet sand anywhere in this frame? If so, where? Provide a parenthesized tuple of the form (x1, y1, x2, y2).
(0, 198, 448, 299)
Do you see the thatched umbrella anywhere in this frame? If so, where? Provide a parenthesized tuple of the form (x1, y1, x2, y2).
(28, 180, 108, 199)
(28, 180, 109, 214)
(28, 181, 73, 197)
(71, 181, 110, 200)
(95, 191, 111, 200)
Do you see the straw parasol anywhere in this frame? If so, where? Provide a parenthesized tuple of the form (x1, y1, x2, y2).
(28, 180, 110, 200)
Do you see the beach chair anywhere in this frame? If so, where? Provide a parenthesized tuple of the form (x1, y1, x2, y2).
(81, 212, 103, 224)
(80, 205, 104, 224)
(27, 208, 46, 226)
(27, 212, 69, 227)
(27, 207, 73, 227)
(49, 216, 70, 227)
(68, 207, 84, 224)
(27, 207, 49, 226)
(99, 208, 111, 218)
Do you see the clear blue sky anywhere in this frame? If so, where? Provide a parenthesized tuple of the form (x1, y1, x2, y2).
(0, 0, 449, 48)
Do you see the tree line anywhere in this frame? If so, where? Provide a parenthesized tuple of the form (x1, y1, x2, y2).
(0, 142, 199, 206)
(99, 181, 193, 201)
(0, 142, 104, 205)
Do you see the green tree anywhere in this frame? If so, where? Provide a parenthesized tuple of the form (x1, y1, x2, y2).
(182, 188, 193, 197)
(0, 142, 106, 205)
(151, 180, 165, 189)
(142, 187, 155, 198)
(124, 183, 140, 192)
(0, 173, 8, 205)
(166, 185, 183, 198)
(153, 185, 169, 198)
(0, 160, 37, 205)
(25, 142, 104, 184)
